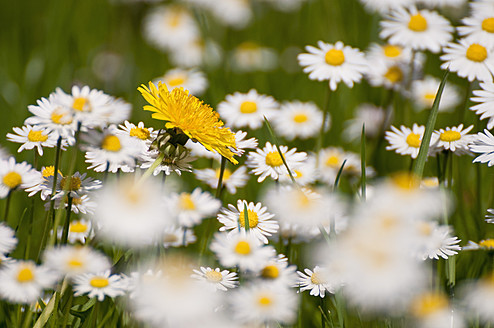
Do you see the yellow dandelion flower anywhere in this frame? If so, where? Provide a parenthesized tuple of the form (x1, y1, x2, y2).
(138, 82, 238, 164)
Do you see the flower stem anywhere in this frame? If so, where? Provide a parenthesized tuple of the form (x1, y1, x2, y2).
(215, 157, 227, 200)
(3, 190, 12, 223)
(138, 152, 165, 185)
(61, 195, 73, 245)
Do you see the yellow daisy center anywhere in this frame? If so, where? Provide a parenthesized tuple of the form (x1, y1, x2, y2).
(391, 172, 420, 190)
(27, 130, 48, 142)
(234, 240, 251, 255)
(240, 101, 258, 114)
(325, 49, 345, 66)
(383, 45, 402, 58)
(408, 14, 428, 32)
(72, 97, 88, 111)
(480, 239, 494, 249)
(50, 109, 72, 125)
(294, 169, 303, 178)
(406, 133, 421, 148)
(384, 66, 403, 83)
(325, 155, 340, 168)
(90, 277, 109, 288)
(179, 193, 196, 210)
(215, 168, 232, 181)
(418, 222, 433, 236)
(129, 127, 150, 140)
(310, 272, 324, 285)
(17, 267, 34, 283)
(422, 177, 439, 188)
(68, 258, 83, 268)
(258, 295, 272, 307)
(60, 176, 82, 191)
(293, 113, 308, 123)
(412, 293, 448, 317)
(482, 17, 494, 33)
(167, 76, 186, 86)
(101, 135, 121, 152)
(204, 270, 223, 283)
(466, 44, 488, 62)
(3, 172, 22, 189)
(42, 166, 56, 177)
(265, 151, 283, 167)
(440, 130, 461, 142)
(168, 11, 182, 28)
(261, 265, 280, 279)
(239, 209, 259, 228)
(297, 191, 313, 208)
(69, 221, 88, 233)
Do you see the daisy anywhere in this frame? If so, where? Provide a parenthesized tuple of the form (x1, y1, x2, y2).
(73, 270, 127, 301)
(413, 221, 461, 260)
(461, 272, 494, 323)
(230, 42, 278, 72)
(469, 129, 494, 166)
(380, 7, 453, 53)
(217, 89, 279, 130)
(485, 208, 494, 223)
(153, 68, 208, 96)
(139, 146, 195, 176)
(204, 0, 252, 29)
(42, 246, 111, 279)
(385, 124, 425, 159)
(343, 104, 386, 142)
(470, 82, 494, 129)
(162, 226, 196, 248)
(418, 0, 466, 7)
(411, 292, 464, 328)
(295, 266, 334, 298)
(0, 224, 17, 255)
(6, 125, 59, 156)
(272, 101, 324, 140)
(458, 11, 494, 49)
(194, 165, 249, 194)
(0, 157, 40, 198)
(359, 0, 414, 13)
(462, 239, 494, 250)
(441, 39, 494, 82)
(366, 61, 408, 90)
(411, 76, 461, 112)
(431, 124, 474, 154)
(24, 165, 58, 200)
(164, 188, 221, 227)
(191, 267, 238, 291)
(298, 41, 368, 91)
(316, 147, 362, 184)
(210, 232, 276, 272)
(218, 200, 278, 244)
(232, 130, 258, 156)
(366, 43, 412, 65)
(168, 38, 223, 68)
(259, 255, 298, 287)
(246, 142, 307, 182)
(278, 154, 318, 186)
(59, 219, 93, 244)
(0, 261, 56, 304)
(47, 171, 101, 199)
(117, 121, 156, 151)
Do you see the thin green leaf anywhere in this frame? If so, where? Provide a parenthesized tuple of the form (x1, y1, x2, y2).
(243, 201, 249, 232)
(33, 292, 58, 328)
(334, 159, 347, 191)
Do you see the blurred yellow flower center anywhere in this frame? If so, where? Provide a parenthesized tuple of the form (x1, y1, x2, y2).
(168, 11, 182, 28)
(215, 168, 232, 181)
(261, 265, 280, 279)
(325, 155, 340, 168)
(380, 216, 398, 230)
(72, 197, 83, 205)
(418, 222, 433, 236)
(70, 221, 88, 233)
(163, 234, 179, 243)
(167, 76, 186, 86)
(179, 193, 196, 210)
(27, 130, 48, 142)
(265, 151, 283, 167)
(68, 258, 83, 268)
(42, 166, 56, 177)
(51, 109, 73, 125)
(406, 133, 421, 148)
(239, 209, 259, 228)
(412, 293, 448, 317)
(60, 176, 82, 191)
(17, 267, 34, 283)
(480, 239, 494, 249)
(240, 101, 258, 114)
(297, 192, 312, 208)
(466, 44, 488, 62)
(90, 277, 109, 288)
(325, 49, 345, 66)
(310, 272, 324, 285)
(440, 130, 461, 142)
(408, 14, 428, 32)
(422, 178, 439, 188)
(293, 113, 308, 123)
(391, 172, 419, 190)
(72, 97, 88, 111)
(101, 135, 121, 152)
(258, 295, 272, 306)
(204, 270, 223, 282)
(384, 66, 403, 83)
(234, 240, 251, 255)
(3, 172, 22, 189)
(383, 45, 401, 58)
(130, 127, 150, 140)
(482, 17, 494, 33)
(294, 169, 303, 178)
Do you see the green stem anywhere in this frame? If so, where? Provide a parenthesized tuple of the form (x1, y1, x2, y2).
(61, 196, 73, 245)
(138, 152, 165, 185)
(4, 190, 13, 223)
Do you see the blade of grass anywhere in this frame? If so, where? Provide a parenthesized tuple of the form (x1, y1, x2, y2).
(333, 159, 347, 191)
(243, 201, 249, 232)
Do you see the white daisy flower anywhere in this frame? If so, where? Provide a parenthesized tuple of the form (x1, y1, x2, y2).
(470, 82, 494, 129)
(380, 7, 453, 53)
(117, 121, 156, 152)
(417, 0, 466, 8)
(366, 60, 409, 90)
(47, 171, 101, 199)
(218, 199, 278, 244)
(0, 224, 17, 255)
(359, 0, 414, 14)
(62, 219, 92, 244)
(0, 261, 57, 304)
(139, 147, 195, 176)
(73, 270, 127, 301)
(441, 39, 494, 82)
(295, 266, 334, 298)
(42, 246, 111, 279)
(205, 0, 252, 29)
(168, 38, 223, 68)
(164, 188, 221, 228)
(298, 41, 368, 91)
(230, 42, 277, 72)
(366, 43, 412, 65)
(191, 267, 238, 291)
(153, 68, 208, 96)
(458, 11, 494, 49)
(194, 165, 249, 194)
(411, 76, 461, 112)
(24, 165, 57, 200)
(413, 221, 461, 260)
(461, 273, 494, 323)
(162, 226, 196, 248)
(232, 130, 258, 156)
(259, 254, 298, 287)
(470, 129, 494, 166)
(230, 283, 298, 325)
(272, 101, 324, 140)
(278, 154, 318, 186)
(431, 124, 474, 154)
(462, 239, 494, 251)
(485, 208, 494, 223)
(343, 104, 386, 142)
(217, 89, 279, 130)
(210, 232, 276, 272)
(6, 125, 59, 156)
(0, 157, 40, 198)
(316, 147, 362, 184)
(385, 124, 425, 159)
(246, 142, 307, 182)
(411, 292, 465, 328)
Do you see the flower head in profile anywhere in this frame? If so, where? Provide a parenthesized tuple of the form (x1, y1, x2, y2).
(138, 82, 238, 164)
